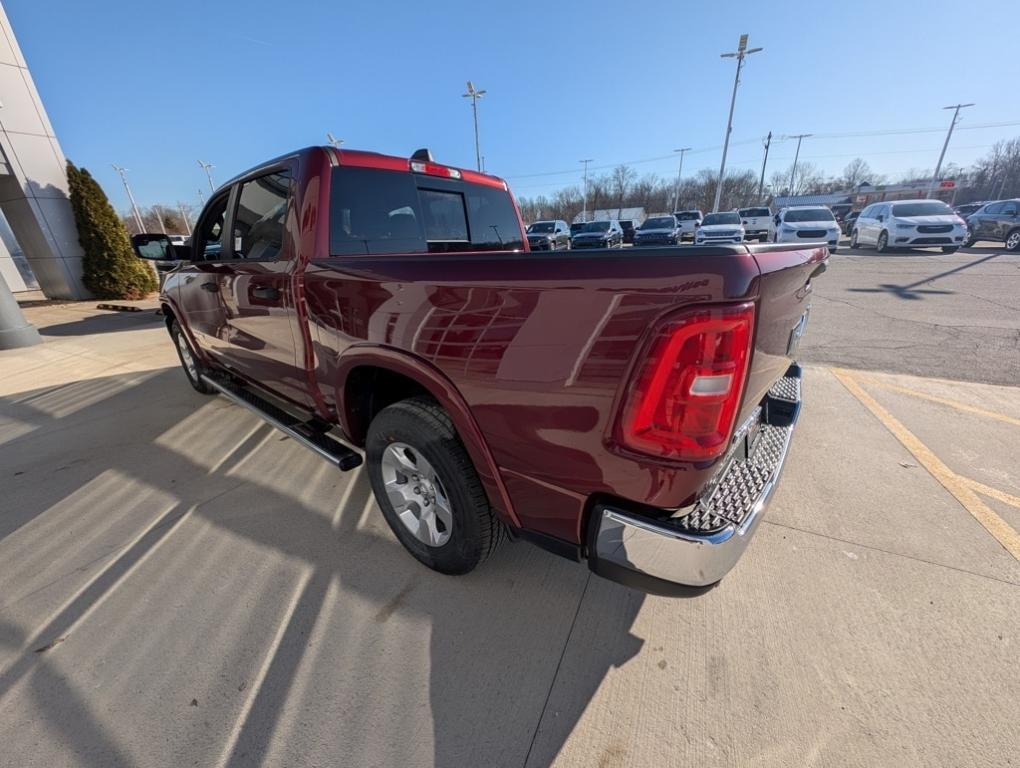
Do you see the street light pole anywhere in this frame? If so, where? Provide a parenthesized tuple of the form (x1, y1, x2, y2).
(197, 160, 215, 193)
(580, 158, 594, 222)
(672, 148, 691, 212)
(178, 202, 192, 236)
(326, 132, 344, 149)
(112, 165, 145, 234)
(462, 81, 487, 172)
(757, 131, 772, 202)
(784, 134, 812, 196)
(713, 34, 762, 212)
(926, 103, 974, 199)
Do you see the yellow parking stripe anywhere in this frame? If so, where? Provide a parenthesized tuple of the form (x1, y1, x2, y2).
(961, 477, 1020, 510)
(832, 368, 1020, 562)
(862, 378, 1020, 428)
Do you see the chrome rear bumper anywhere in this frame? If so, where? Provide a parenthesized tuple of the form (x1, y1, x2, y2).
(589, 365, 802, 594)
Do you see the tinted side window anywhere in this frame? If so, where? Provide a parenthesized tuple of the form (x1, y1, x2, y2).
(196, 192, 230, 261)
(984, 202, 1003, 215)
(465, 184, 524, 250)
(330, 167, 427, 255)
(1001, 202, 1017, 216)
(233, 171, 290, 261)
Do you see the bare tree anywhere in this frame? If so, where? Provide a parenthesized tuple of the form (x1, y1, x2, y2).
(840, 158, 873, 189)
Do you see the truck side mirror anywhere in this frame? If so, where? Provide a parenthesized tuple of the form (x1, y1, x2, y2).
(131, 233, 190, 262)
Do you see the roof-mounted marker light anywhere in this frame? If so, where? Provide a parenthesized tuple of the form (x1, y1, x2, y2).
(411, 161, 462, 180)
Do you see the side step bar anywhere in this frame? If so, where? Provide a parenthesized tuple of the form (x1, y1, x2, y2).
(200, 373, 363, 471)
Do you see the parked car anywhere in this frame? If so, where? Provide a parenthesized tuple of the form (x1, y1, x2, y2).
(674, 209, 703, 241)
(619, 219, 636, 245)
(953, 202, 985, 219)
(570, 219, 624, 249)
(526, 220, 571, 251)
(772, 206, 840, 252)
(737, 207, 772, 242)
(962, 199, 1020, 250)
(695, 211, 745, 245)
(633, 215, 682, 246)
(841, 210, 860, 237)
(850, 199, 965, 253)
(131, 144, 823, 593)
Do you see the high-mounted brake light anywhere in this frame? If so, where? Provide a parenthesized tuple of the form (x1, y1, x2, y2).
(411, 161, 462, 180)
(618, 303, 755, 461)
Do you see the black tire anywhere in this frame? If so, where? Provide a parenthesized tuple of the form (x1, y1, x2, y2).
(1006, 229, 1020, 252)
(876, 230, 889, 253)
(850, 229, 860, 249)
(170, 320, 216, 394)
(366, 396, 505, 575)
(941, 246, 959, 254)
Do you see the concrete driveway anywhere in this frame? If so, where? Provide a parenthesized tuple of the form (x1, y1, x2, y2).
(1, 297, 1018, 767)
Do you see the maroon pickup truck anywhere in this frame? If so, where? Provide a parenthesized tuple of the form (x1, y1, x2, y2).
(132, 146, 825, 594)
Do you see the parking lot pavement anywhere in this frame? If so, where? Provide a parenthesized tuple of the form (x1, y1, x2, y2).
(1, 303, 1018, 767)
(800, 240, 1020, 386)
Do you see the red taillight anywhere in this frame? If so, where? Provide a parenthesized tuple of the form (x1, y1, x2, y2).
(618, 303, 755, 461)
(411, 160, 463, 179)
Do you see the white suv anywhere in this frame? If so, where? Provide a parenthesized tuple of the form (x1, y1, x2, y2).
(850, 199, 966, 253)
(673, 209, 703, 241)
(695, 211, 744, 245)
(772, 206, 840, 252)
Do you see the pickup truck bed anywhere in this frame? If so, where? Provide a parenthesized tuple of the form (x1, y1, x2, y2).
(134, 146, 825, 594)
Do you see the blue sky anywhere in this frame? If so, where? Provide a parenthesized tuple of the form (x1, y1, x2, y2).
(6, 0, 1017, 211)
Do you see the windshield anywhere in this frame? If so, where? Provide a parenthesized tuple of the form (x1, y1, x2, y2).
(740, 208, 770, 217)
(785, 208, 835, 223)
(891, 202, 954, 218)
(641, 217, 676, 229)
(527, 222, 555, 233)
(676, 211, 701, 221)
(580, 221, 611, 233)
(702, 212, 741, 226)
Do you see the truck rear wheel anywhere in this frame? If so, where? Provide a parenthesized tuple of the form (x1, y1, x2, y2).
(366, 396, 505, 574)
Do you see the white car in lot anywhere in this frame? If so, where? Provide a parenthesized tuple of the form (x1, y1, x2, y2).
(673, 209, 703, 241)
(738, 206, 773, 242)
(772, 206, 841, 252)
(694, 211, 745, 245)
(850, 199, 966, 253)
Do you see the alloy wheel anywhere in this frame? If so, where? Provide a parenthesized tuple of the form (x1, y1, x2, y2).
(380, 442, 453, 547)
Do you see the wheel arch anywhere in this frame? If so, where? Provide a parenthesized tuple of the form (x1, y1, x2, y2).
(335, 346, 520, 528)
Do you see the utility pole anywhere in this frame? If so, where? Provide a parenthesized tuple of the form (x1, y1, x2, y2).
(785, 134, 812, 196)
(672, 147, 691, 212)
(326, 132, 344, 149)
(178, 202, 192, 236)
(580, 159, 594, 222)
(714, 34, 762, 212)
(150, 204, 168, 235)
(462, 81, 486, 172)
(112, 164, 145, 234)
(197, 160, 215, 193)
(757, 131, 772, 202)
(927, 103, 974, 199)
(197, 188, 205, 207)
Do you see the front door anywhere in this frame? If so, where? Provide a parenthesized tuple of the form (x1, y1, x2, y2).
(214, 168, 312, 408)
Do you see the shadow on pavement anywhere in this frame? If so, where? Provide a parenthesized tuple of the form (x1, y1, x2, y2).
(846, 250, 1002, 300)
(37, 310, 163, 337)
(0, 367, 648, 767)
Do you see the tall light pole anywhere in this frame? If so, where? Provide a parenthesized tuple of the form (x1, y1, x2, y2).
(713, 34, 762, 212)
(927, 103, 974, 198)
(197, 188, 205, 207)
(326, 132, 344, 149)
(197, 160, 215, 193)
(784, 134, 812, 196)
(112, 164, 145, 234)
(757, 131, 772, 202)
(178, 202, 192, 236)
(462, 81, 486, 172)
(672, 147, 691, 212)
(150, 203, 168, 235)
(580, 158, 594, 222)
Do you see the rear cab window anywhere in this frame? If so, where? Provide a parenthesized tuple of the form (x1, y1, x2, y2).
(328, 166, 523, 256)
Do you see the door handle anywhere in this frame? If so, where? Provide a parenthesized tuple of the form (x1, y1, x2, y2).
(201, 282, 219, 292)
(252, 286, 280, 301)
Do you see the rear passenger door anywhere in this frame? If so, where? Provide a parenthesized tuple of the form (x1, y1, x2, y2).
(995, 201, 1018, 240)
(973, 202, 1001, 240)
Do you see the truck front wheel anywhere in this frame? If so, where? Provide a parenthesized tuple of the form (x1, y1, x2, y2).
(366, 397, 505, 574)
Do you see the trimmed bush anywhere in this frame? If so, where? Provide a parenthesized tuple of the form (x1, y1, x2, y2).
(67, 161, 157, 300)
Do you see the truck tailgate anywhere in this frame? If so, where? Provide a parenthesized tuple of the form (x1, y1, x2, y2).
(741, 244, 828, 423)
